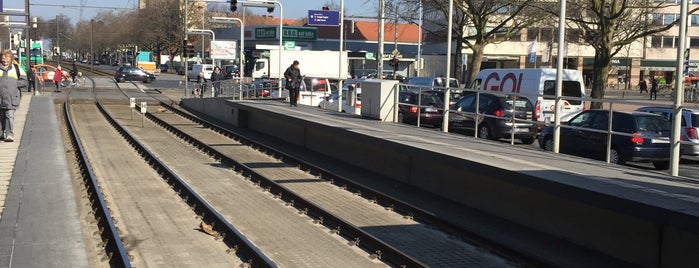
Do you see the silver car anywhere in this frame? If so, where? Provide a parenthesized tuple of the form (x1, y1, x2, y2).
(636, 107, 699, 156)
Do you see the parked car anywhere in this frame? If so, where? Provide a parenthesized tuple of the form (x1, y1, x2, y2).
(222, 64, 240, 79)
(636, 106, 699, 156)
(245, 79, 278, 97)
(449, 93, 538, 144)
(398, 90, 444, 127)
(158, 63, 169, 73)
(34, 64, 67, 82)
(403, 76, 460, 89)
(538, 110, 671, 170)
(187, 64, 214, 81)
(114, 66, 156, 83)
(317, 79, 363, 114)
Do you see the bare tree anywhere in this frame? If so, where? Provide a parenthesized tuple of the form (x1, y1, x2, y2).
(556, 0, 694, 108)
(400, 1, 543, 84)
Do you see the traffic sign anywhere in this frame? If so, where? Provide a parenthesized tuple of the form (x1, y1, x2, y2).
(307, 10, 340, 26)
(283, 41, 296, 50)
(365, 52, 375, 60)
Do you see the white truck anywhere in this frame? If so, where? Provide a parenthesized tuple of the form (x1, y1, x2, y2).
(251, 50, 349, 80)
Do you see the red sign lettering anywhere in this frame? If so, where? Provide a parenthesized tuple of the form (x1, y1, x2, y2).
(482, 72, 522, 93)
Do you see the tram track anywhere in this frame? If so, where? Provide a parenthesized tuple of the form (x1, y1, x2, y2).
(119, 100, 532, 266)
(62, 79, 263, 267)
(61, 69, 538, 267)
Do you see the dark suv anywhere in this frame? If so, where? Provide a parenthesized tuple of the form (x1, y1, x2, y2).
(448, 93, 538, 144)
(114, 66, 156, 83)
(538, 110, 671, 169)
(397, 90, 444, 127)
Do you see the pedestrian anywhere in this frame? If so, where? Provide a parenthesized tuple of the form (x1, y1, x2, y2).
(53, 65, 64, 92)
(196, 71, 206, 97)
(639, 78, 647, 94)
(71, 61, 78, 83)
(27, 65, 36, 92)
(210, 66, 223, 97)
(0, 49, 27, 142)
(284, 60, 301, 107)
(650, 77, 658, 100)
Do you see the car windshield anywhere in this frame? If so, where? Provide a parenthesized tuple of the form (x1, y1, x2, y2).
(501, 97, 533, 110)
(635, 115, 671, 132)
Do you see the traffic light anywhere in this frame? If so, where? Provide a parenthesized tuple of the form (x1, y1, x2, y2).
(186, 43, 195, 58)
(267, 7, 275, 13)
(322, 6, 329, 11)
(393, 58, 400, 66)
(230, 0, 237, 12)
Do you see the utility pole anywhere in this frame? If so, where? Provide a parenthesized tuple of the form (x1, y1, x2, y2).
(393, 4, 398, 80)
(377, 0, 384, 77)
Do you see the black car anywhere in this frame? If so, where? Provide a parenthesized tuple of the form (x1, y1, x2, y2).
(222, 64, 240, 79)
(114, 66, 156, 83)
(448, 93, 538, 144)
(397, 90, 444, 127)
(538, 110, 671, 170)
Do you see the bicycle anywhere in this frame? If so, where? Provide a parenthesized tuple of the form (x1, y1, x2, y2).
(60, 72, 85, 87)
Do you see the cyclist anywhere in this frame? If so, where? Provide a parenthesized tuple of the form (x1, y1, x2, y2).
(71, 61, 78, 84)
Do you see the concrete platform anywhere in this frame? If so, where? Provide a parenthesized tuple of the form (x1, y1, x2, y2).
(182, 97, 699, 268)
(0, 93, 89, 267)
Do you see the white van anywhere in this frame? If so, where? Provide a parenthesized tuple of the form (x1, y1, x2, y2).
(469, 68, 585, 123)
(187, 64, 215, 81)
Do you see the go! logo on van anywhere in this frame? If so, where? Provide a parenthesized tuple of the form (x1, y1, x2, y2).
(483, 72, 523, 93)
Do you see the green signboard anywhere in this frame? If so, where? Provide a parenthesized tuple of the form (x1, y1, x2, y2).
(255, 26, 317, 41)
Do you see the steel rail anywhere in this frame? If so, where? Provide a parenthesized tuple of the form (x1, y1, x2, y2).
(159, 102, 546, 267)
(143, 104, 427, 268)
(95, 101, 276, 268)
(63, 77, 132, 267)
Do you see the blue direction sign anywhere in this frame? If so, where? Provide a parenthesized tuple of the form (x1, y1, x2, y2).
(307, 10, 340, 26)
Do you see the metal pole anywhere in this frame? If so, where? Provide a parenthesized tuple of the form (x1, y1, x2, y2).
(671, 0, 689, 176)
(417, 0, 422, 77)
(90, 20, 94, 73)
(278, 2, 283, 97)
(441, 0, 453, 132)
(378, 0, 385, 78)
(553, 0, 566, 153)
(184, 0, 189, 98)
(338, 0, 344, 112)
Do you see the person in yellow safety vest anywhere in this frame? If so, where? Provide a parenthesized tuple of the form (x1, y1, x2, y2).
(0, 49, 27, 142)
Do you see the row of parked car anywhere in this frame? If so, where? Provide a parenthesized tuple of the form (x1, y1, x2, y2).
(314, 75, 699, 171)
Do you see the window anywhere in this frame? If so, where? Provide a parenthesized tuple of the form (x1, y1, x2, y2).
(691, 37, 699, 48)
(653, 14, 663, 25)
(692, 15, 699, 26)
(663, 36, 676, 48)
(664, 14, 678, 25)
(651, 36, 662, 48)
(542, 81, 583, 105)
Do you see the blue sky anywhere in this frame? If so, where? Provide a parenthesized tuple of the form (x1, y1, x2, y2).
(3, 0, 379, 23)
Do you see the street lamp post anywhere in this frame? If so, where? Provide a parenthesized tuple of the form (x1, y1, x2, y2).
(187, 29, 216, 96)
(90, 19, 94, 73)
(242, 0, 283, 96)
(210, 17, 244, 98)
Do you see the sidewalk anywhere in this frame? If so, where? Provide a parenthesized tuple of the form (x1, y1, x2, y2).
(0, 91, 31, 218)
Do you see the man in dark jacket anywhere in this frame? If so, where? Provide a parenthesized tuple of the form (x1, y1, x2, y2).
(284, 60, 301, 107)
(210, 66, 223, 97)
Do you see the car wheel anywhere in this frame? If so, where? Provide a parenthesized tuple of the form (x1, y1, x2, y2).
(652, 161, 670, 170)
(609, 147, 625, 165)
(398, 112, 405, 123)
(117, 77, 125, 83)
(542, 137, 554, 151)
(478, 124, 494, 140)
(144, 77, 152, 83)
(521, 137, 536, 145)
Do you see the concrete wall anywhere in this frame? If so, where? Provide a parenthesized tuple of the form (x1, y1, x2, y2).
(184, 98, 699, 267)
